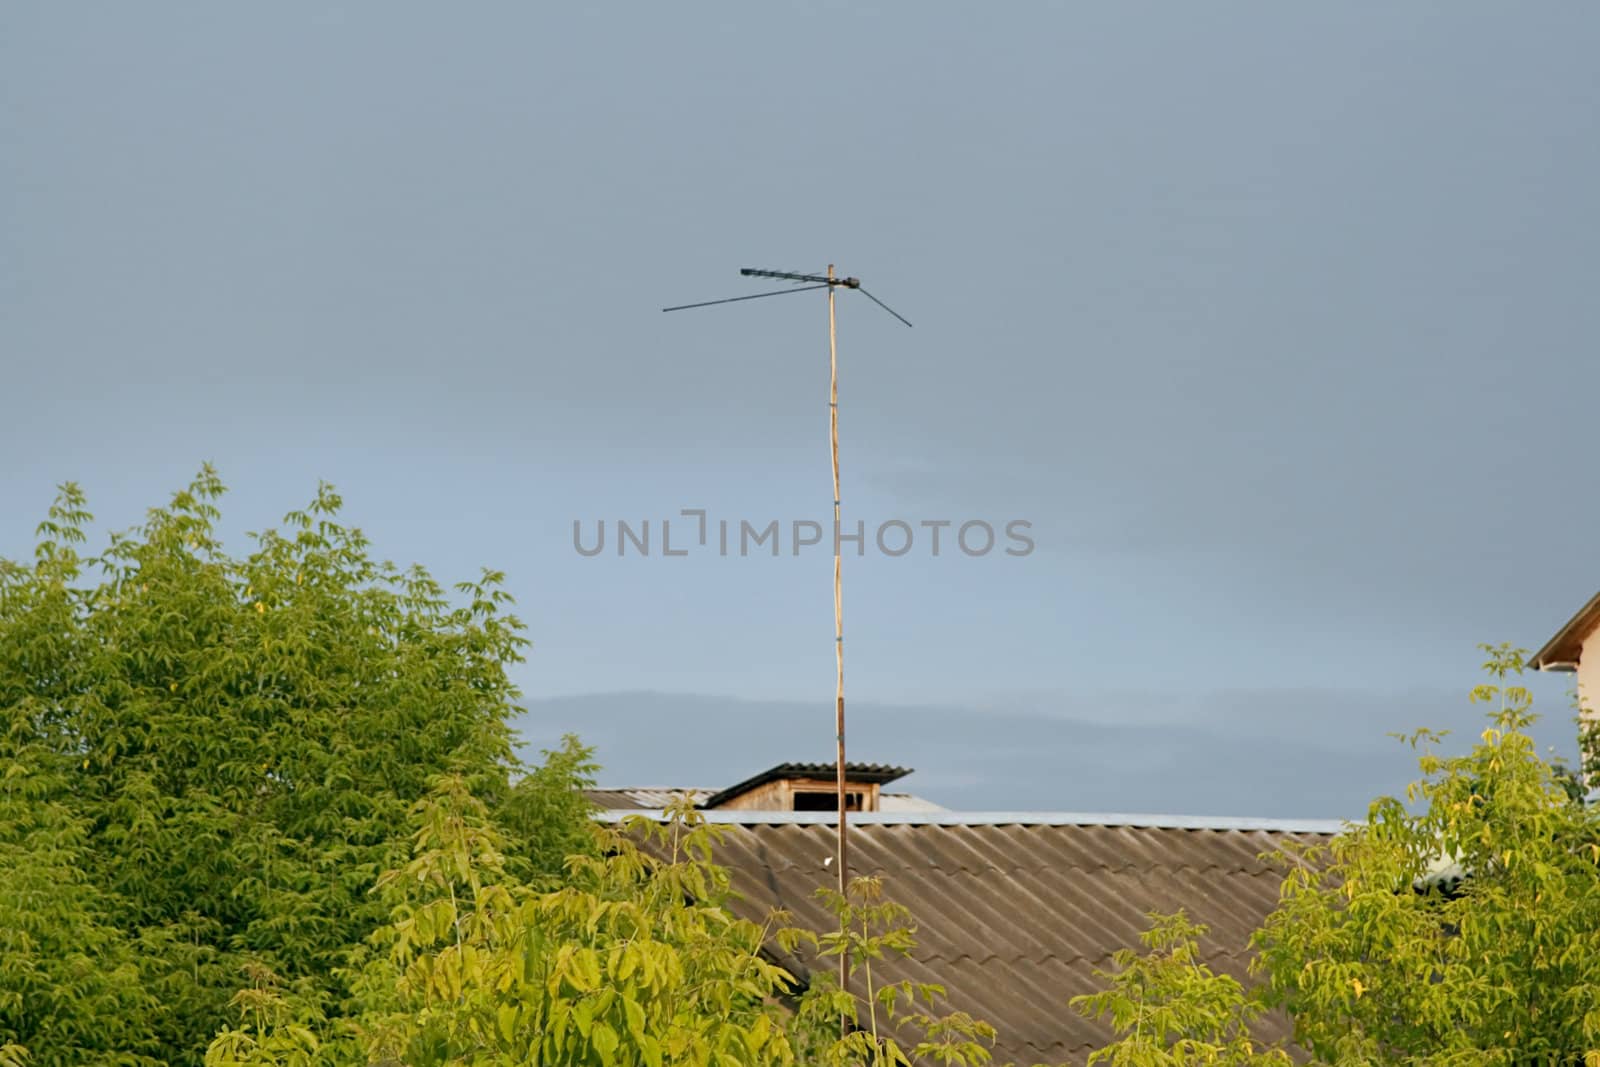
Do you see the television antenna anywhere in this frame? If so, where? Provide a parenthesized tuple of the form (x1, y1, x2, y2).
(664, 265, 912, 998)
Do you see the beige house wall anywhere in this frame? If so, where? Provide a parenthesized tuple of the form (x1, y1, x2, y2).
(1580, 628, 1600, 732)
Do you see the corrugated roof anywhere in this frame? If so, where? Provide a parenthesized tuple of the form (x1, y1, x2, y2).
(585, 787, 714, 811)
(618, 812, 1336, 1062)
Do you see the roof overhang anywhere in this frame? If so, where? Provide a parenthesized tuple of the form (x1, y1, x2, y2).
(1529, 590, 1600, 672)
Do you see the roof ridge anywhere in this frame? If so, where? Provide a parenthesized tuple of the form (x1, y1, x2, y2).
(595, 809, 1348, 833)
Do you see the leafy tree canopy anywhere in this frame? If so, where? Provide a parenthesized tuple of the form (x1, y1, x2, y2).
(1078, 645, 1600, 1065)
(210, 791, 1027, 1067)
(0, 469, 596, 1064)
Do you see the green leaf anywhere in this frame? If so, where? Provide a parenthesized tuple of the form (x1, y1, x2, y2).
(592, 1020, 620, 1064)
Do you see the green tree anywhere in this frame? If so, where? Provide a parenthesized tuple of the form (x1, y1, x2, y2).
(0, 721, 158, 1065)
(497, 733, 604, 888)
(1070, 913, 1287, 1067)
(212, 787, 1028, 1067)
(210, 788, 803, 1066)
(1255, 645, 1600, 1063)
(0, 471, 593, 1063)
(1080, 644, 1600, 1065)
(0, 481, 158, 1064)
(785, 878, 1007, 1067)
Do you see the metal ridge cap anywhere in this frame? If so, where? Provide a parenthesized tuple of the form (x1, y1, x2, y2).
(593, 809, 1351, 833)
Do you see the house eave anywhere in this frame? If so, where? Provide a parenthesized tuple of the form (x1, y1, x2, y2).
(1530, 590, 1600, 672)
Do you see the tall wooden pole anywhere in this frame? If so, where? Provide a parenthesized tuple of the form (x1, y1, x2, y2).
(661, 263, 911, 1029)
(828, 264, 849, 1005)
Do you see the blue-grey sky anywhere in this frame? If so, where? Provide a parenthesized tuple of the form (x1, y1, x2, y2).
(4, 5, 1598, 817)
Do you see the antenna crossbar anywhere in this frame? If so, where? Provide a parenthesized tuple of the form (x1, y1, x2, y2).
(663, 266, 912, 328)
(741, 267, 862, 289)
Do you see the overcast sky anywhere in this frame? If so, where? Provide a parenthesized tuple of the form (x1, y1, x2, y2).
(5, 5, 1598, 817)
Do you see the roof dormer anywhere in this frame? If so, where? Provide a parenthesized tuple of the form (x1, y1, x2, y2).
(699, 762, 912, 813)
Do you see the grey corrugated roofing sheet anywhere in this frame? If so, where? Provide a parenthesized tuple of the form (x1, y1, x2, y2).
(613, 811, 1340, 1063)
(585, 787, 714, 810)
